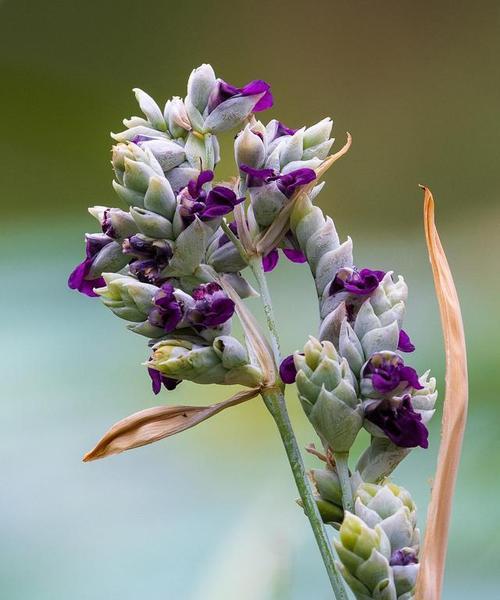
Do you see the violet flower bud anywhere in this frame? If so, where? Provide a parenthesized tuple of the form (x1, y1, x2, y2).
(186, 282, 235, 328)
(123, 234, 173, 285)
(68, 233, 131, 298)
(364, 395, 429, 449)
(361, 352, 423, 396)
(147, 283, 185, 333)
(177, 171, 244, 225)
(203, 78, 273, 134)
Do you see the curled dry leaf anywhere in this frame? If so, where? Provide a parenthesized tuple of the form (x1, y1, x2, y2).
(255, 133, 352, 256)
(83, 387, 260, 462)
(415, 187, 468, 600)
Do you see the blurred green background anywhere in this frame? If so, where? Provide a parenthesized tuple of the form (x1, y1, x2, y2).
(1, 0, 499, 598)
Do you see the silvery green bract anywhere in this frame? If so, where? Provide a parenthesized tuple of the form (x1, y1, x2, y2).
(294, 337, 362, 453)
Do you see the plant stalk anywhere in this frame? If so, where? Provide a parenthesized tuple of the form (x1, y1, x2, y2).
(249, 256, 282, 367)
(334, 452, 354, 513)
(250, 258, 348, 598)
(262, 388, 349, 600)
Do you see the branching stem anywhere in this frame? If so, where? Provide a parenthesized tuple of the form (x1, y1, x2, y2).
(334, 452, 354, 513)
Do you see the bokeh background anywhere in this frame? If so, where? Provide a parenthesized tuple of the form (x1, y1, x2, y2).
(1, 1, 499, 598)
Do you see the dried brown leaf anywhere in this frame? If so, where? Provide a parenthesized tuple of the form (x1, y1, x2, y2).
(83, 387, 260, 462)
(415, 187, 468, 600)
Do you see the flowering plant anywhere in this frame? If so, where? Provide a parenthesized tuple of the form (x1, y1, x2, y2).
(69, 65, 467, 599)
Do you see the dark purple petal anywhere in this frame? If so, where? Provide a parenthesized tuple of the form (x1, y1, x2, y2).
(365, 396, 429, 449)
(276, 168, 316, 198)
(208, 79, 273, 113)
(67, 260, 105, 297)
(68, 234, 113, 297)
(283, 248, 307, 263)
(399, 366, 423, 390)
(329, 274, 347, 296)
(343, 268, 385, 295)
(187, 283, 235, 328)
(240, 164, 277, 187)
(124, 237, 172, 284)
(363, 353, 423, 393)
(262, 249, 279, 272)
(275, 121, 297, 138)
(390, 549, 419, 567)
(148, 367, 181, 395)
(148, 283, 184, 333)
(201, 186, 245, 219)
(188, 170, 213, 198)
(279, 355, 297, 384)
(398, 329, 415, 353)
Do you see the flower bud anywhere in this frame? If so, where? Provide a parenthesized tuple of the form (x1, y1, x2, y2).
(187, 63, 217, 114)
(148, 337, 263, 387)
(96, 274, 157, 322)
(163, 97, 191, 138)
(138, 138, 185, 172)
(130, 207, 173, 239)
(303, 117, 333, 148)
(133, 88, 167, 132)
(89, 206, 139, 240)
(234, 124, 266, 170)
(334, 512, 396, 600)
(295, 337, 362, 453)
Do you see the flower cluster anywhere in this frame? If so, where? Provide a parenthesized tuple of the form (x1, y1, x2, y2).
(70, 64, 440, 600)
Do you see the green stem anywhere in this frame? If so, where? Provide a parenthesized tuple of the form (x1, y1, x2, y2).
(249, 256, 282, 367)
(334, 452, 354, 513)
(221, 219, 249, 263)
(262, 389, 349, 600)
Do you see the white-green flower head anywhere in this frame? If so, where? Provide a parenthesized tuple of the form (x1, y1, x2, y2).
(294, 337, 362, 452)
(263, 117, 334, 170)
(148, 336, 263, 387)
(334, 512, 397, 600)
(354, 482, 420, 599)
(95, 273, 157, 323)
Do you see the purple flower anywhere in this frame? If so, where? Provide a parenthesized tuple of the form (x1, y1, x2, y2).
(148, 366, 181, 395)
(274, 121, 297, 139)
(186, 282, 235, 328)
(148, 283, 184, 333)
(123, 235, 172, 285)
(389, 548, 419, 567)
(363, 353, 423, 394)
(68, 234, 113, 297)
(262, 249, 279, 272)
(262, 248, 307, 272)
(208, 79, 273, 114)
(279, 354, 298, 384)
(329, 268, 385, 297)
(240, 165, 316, 199)
(365, 395, 429, 449)
(398, 329, 415, 353)
(179, 171, 244, 224)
